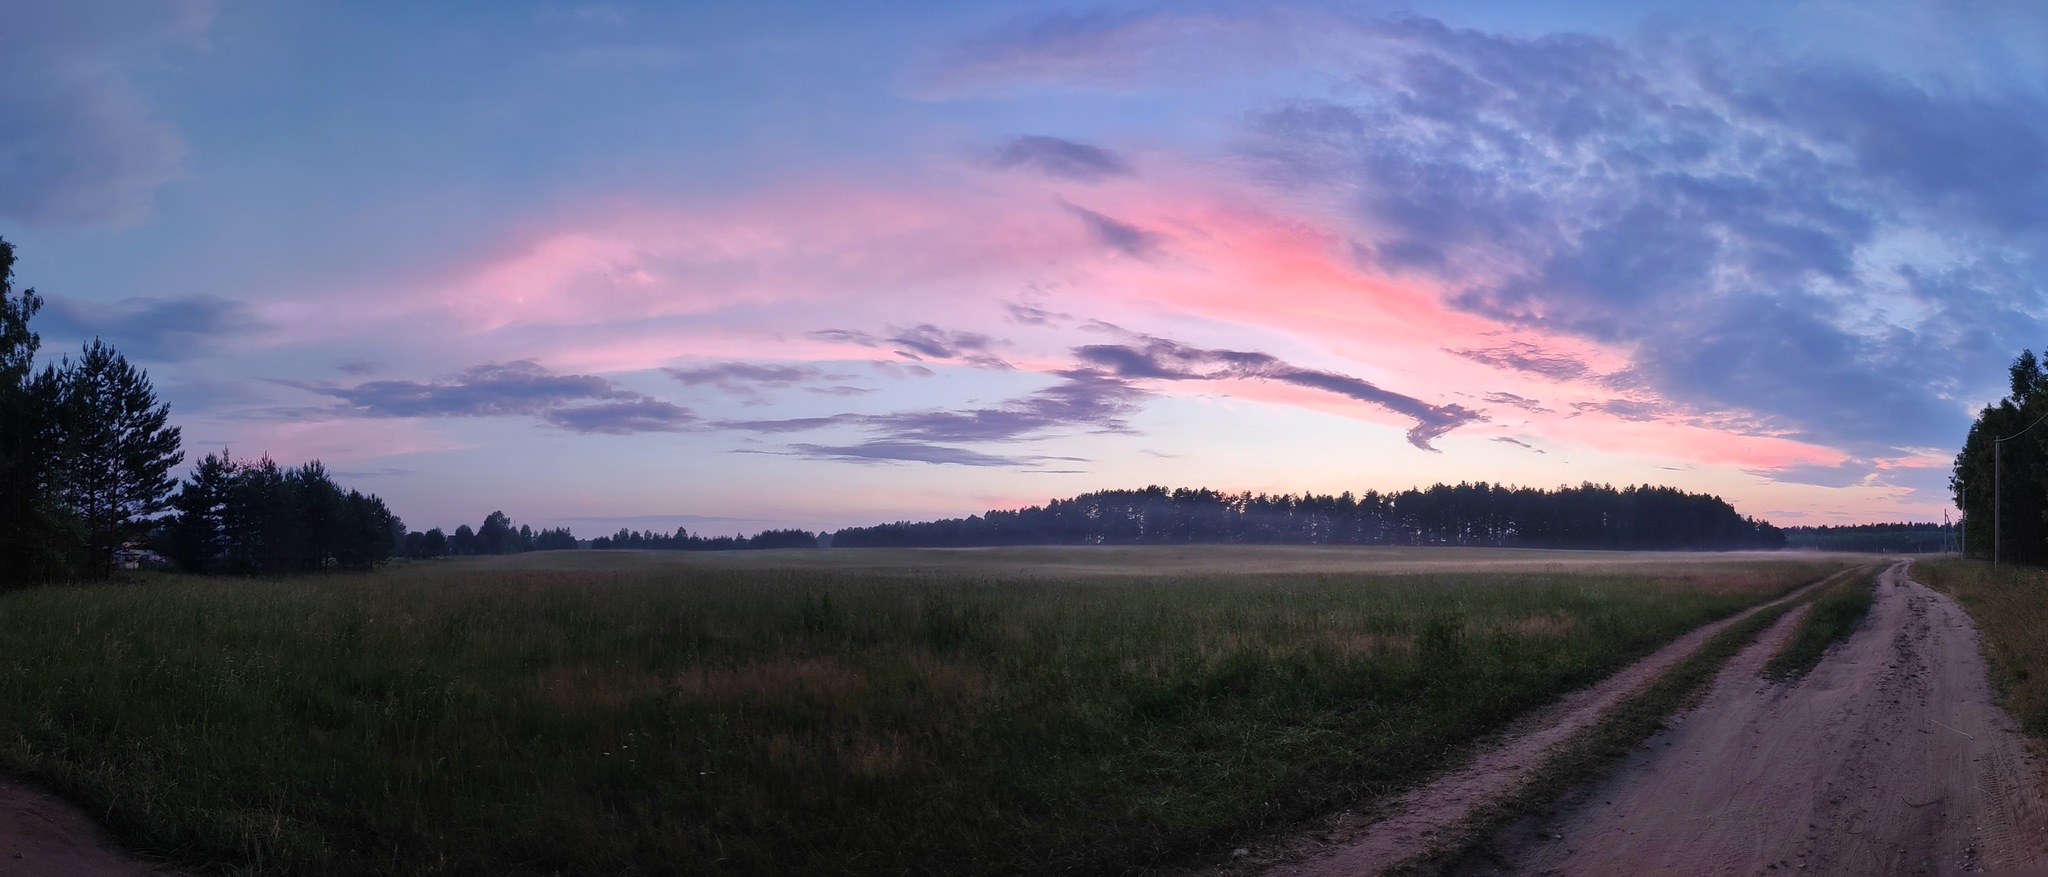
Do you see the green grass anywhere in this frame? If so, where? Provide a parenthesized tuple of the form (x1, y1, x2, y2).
(1912, 558, 2048, 736)
(1762, 564, 1880, 680)
(0, 548, 1848, 876)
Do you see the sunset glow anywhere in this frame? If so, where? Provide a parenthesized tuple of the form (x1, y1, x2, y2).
(7, 0, 2038, 532)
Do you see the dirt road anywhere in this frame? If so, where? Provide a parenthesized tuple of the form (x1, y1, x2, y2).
(1491, 561, 2048, 876)
(0, 779, 179, 876)
(1239, 570, 1848, 877)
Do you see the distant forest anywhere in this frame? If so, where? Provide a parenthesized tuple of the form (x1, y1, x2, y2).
(394, 510, 577, 560)
(588, 528, 820, 551)
(1781, 523, 1953, 554)
(831, 483, 1785, 550)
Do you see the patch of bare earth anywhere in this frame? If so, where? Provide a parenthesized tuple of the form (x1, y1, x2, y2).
(0, 779, 182, 876)
(1207, 570, 1846, 877)
(1480, 561, 2048, 876)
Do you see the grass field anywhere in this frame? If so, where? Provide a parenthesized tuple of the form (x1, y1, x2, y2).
(1913, 558, 2048, 736)
(0, 547, 1848, 876)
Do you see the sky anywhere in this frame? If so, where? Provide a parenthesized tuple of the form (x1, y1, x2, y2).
(3, 0, 2045, 535)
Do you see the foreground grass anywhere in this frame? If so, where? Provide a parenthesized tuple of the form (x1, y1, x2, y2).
(0, 549, 1846, 876)
(1913, 558, 2048, 735)
(1763, 564, 1880, 680)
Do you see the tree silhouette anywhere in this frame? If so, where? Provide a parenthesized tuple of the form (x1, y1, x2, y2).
(829, 483, 1783, 551)
(42, 341, 183, 577)
(0, 238, 74, 584)
(1953, 349, 2048, 564)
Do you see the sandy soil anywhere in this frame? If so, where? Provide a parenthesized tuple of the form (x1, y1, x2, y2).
(1485, 561, 2048, 876)
(1227, 569, 1850, 877)
(0, 779, 180, 876)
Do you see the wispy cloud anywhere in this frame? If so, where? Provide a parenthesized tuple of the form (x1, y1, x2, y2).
(665, 362, 845, 388)
(663, 362, 863, 400)
(989, 135, 1134, 182)
(289, 360, 696, 435)
(807, 324, 1011, 369)
(298, 361, 635, 418)
(720, 368, 1146, 447)
(1483, 392, 1552, 414)
(1073, 335, 1481, 449)
(1004, 301, 1071, 326)
(1450, 342, 1593, 382)
(804, 385, 875, 397)
(37, 295, 266, 362)
(1572, 399, 1669, 423)
(777, 441, 1073, 468)
(542, 399, 697, 434)
(1065, 204, 1166, 258)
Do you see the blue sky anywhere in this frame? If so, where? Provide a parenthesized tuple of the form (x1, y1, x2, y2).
(4, 0, 2044, 534)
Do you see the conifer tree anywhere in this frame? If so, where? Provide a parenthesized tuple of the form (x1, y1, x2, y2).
(45, 340, 185, 576)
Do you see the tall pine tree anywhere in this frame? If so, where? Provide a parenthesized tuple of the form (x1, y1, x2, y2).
(47, 340, 184, 577)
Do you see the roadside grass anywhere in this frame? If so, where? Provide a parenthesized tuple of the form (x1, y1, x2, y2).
(0, 549, 1846, 876)
(1402, 586, 1815, 875)
(1912, 558, 2048, 735)
(1763, 564, 1881, 681)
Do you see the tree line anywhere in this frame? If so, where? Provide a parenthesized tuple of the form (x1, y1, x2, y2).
(165, 451, 401, 574)
(588, 527, 819, 551)
(1954, 350, 2048, 564)
(396, 510, 578, 559)
(1780, 523, 1952, 554)
(829, 483, 1785, 550)
(1, 238, 405, 583)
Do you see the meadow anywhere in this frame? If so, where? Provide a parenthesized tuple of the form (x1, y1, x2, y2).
(0, 547, 1848, 876)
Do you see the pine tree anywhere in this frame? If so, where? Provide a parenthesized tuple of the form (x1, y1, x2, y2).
(168, 449, 240, 573)
(48, 340, 185, 577)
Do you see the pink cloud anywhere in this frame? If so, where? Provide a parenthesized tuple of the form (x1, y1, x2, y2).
(261, 154, 1923, 496)
(432, 183, 1099, 332)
